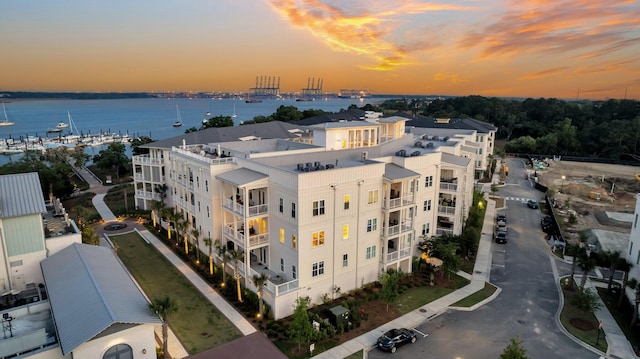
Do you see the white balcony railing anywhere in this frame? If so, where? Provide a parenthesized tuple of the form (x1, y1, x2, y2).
(384, 194, 414, 209)
(248, 204, 268, 217)
(438, 205, 456, 215)
(133, 155, 163, 165)
(440, 182, 458, 191)
(136, 190, 161, 201)
(384, 247, 411, 263)
(249, 233, 269, 247)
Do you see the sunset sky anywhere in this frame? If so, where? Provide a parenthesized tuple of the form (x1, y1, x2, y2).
(1, 0, 639, 99)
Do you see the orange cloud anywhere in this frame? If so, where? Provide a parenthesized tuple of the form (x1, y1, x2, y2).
(519, 67, 570, 80)
(267, 0, 470, 70)
(433, 72, 459, 83)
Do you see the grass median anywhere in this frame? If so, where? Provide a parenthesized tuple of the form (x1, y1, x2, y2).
(109, 231, 242, 354)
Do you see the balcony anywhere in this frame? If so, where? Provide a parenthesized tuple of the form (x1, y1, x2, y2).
(383, 193, 414, 209)
(436, 228, 454, 236)
(384, 247, 411, 263)
(249, 233, 269, 247)
(136, 190, 161, 201)
(439, 182, 458, 192)
(132, 155, 163, 165)
(438, 205, 456, 215)
(384, 219, 413, 237)
(248, 204, 268, 217)
(223, 225, 245, 244)
(249, 266, 298, 297)
(175, 198, 196, 213)
(223, 197, 245, 215)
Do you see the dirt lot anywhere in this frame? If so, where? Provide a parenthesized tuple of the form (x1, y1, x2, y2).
(535, 160, 640, 242)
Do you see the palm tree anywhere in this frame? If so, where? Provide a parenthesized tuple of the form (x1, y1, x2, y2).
(149, 296, 179, 359)
(568, 231, 589, 290)
(618, 259, 634, 308)
(602, 250, 622, 293)
(229, 249, 245, 302)
(577, 250, 596, 290)
(150, 199, 165, 228)
(628, 279, 640, 327)
(252, 272, 269, 318)
(215, 239, 229, 284)
(175, 216, 188, 251)
(161, 208, 175, 240)
(203, 237, 214, 275)
(191, 228, 200, 264)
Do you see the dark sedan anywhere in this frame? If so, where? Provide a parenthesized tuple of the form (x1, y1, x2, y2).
(527, 199, 539, 209)
(377, 328, 417, 353)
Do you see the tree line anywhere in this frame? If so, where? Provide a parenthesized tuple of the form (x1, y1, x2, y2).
(379, 96, 640, 160)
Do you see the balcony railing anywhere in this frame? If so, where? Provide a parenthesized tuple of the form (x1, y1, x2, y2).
(223, 225, 245, 243)
(248, 204, 268, 217)
(439, 182, 458, 191)
(438, 205, 456, 215)
(384, 194, 414, 209)
(436, 228, 454, 236)
(136, 190, 161, 201)
(133, 155, 163, 165)
(223, 197, 245, 215)
(384, 220, 413, 237)
(384, 247, 411, 262)
(249, 233, 269, 247)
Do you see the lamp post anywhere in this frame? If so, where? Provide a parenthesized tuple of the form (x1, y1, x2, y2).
(561, 175, 566, 193)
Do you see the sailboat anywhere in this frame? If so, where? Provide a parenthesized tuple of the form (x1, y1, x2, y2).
(0, 103, 15, 127)
(173, 105, 183, 127)
(232, 103, 237, 118)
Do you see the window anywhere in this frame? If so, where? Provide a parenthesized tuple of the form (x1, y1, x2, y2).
(409, 207, 414, 218)
(312, 261, 325, 277)
(281, 258, 285, 272)
(313, 200, 325, 216)
(342, 253, 348, 267)
(637, 250, 640, 265)
(292, 234, 297, 249)
(368, 190, 379, 204)
(205, 180, 208, 192)
(423, 200, 432, 211)
(344, 195, 350, 209)
(367, 218, 377, 232)
(630, 242, 634, 256)
(422, 223, 430, 235)
(292, 265, 297, 279)
(292, 203, 296, 218)
(366, 245, 376, 259)
(635, 214, 638, 228)
(424, 176, 433, 187)
(343, 224, 349, 240)
(280, 228, 285, 244)
(206, 206, 210, 218)
(312, 231, 325, 247)
(103, 344, 132, 359)
(279, 198, 284, 213)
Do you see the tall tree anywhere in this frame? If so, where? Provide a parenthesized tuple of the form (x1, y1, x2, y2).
(288, 296, 314, 353)
(191, 228, 200, 263)
(201, 115, 234, 129)
(215, 239, 229, 284)
(203, 237, 214, 275)
(618, 260, 634, 308)
(130, 135, 154, 155)
(149, 296, 179, 359)
(92, 142, 130, 179)
(380, 269, 401, 312)
(252, 272, 269, 318)
(577, 250, 596, 290)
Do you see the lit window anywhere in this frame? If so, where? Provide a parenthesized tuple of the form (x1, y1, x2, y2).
(292, 234, 297, 249)
(368, 190, 378, 204)
(312, 231, 325, 247)
(343, 224, 349, 240)
(312, 261, 325, 277)
(280, 228, 285, 243)
(343, 253, 348, 267)
(366, 245, 376, 259)
(344, 195, 350, 209)
(367, 218, 377, 232)
(313, 200, 325, 216)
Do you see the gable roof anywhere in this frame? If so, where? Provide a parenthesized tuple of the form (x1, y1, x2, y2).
(143, 121, 311, 150)
(41, 243, 161, 355)
(0, 172, 46, 218)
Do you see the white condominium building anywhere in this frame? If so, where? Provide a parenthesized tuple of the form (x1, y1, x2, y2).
(133, 115, 496, 319)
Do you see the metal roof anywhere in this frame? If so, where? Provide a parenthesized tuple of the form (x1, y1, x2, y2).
(0, 172, 46, 218)
(384, 163, 420, 180)
(216, 168, 268, 186)
(441, 152, 472, 167)
(41, 243, 161, 355)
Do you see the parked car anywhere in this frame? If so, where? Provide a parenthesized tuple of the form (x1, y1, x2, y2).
(527, 199, 539, 209)
(377, 328, 417, 353)
(497, 213, 507, 223)
(495, 231, 508, 244)
(497, 220, 507, 232)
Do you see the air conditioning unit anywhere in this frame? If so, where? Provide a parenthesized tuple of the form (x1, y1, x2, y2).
(361, 151, 368, 161)
(297, 163, 305, 171)
(414, 141, 422, 147)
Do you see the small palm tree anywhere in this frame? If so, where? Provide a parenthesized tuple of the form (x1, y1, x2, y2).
(252, 272, 269, 318)
(230, 249, 245, 302)
(602, 250, 622, 293)
(618, 259, 633, 308)
(149, 296, 179, 359)
(203, 237, 214, 275)
(577, 251, 596, 290)
(162, 208, 176, 240)
(191, 228, 200, 263)
(215, 239, 229, 284)
(150, 199, 164, 228)
(175, 216, 188, 251)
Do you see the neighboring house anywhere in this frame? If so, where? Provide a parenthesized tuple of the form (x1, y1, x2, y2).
(0, 172, 160, 359)
(132, 115, 495, 319)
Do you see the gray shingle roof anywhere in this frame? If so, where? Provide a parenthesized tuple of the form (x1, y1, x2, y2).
(216, 168, 268, 186)
(41, 243, 161, 355)
(384, 163, 420, 180)
(0, 172, 46, 218)
(392, 113, 497, 133)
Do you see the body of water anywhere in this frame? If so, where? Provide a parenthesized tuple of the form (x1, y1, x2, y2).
(0, 97, 395, 164)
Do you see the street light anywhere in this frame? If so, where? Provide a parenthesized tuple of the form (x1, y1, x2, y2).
(561, 175, 566, 193)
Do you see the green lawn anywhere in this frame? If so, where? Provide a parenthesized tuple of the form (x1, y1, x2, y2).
(452, 282, 498, 307)
(396, 275, 469, 314)
(109, 232, 242, 354)
(559, 280, 608, 353)
(345, 349, 363, 359)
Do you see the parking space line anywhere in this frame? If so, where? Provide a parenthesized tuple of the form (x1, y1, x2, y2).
(412, 328, 429, 337)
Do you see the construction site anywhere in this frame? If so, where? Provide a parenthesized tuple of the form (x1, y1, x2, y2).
(533, 159, 640, 249)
